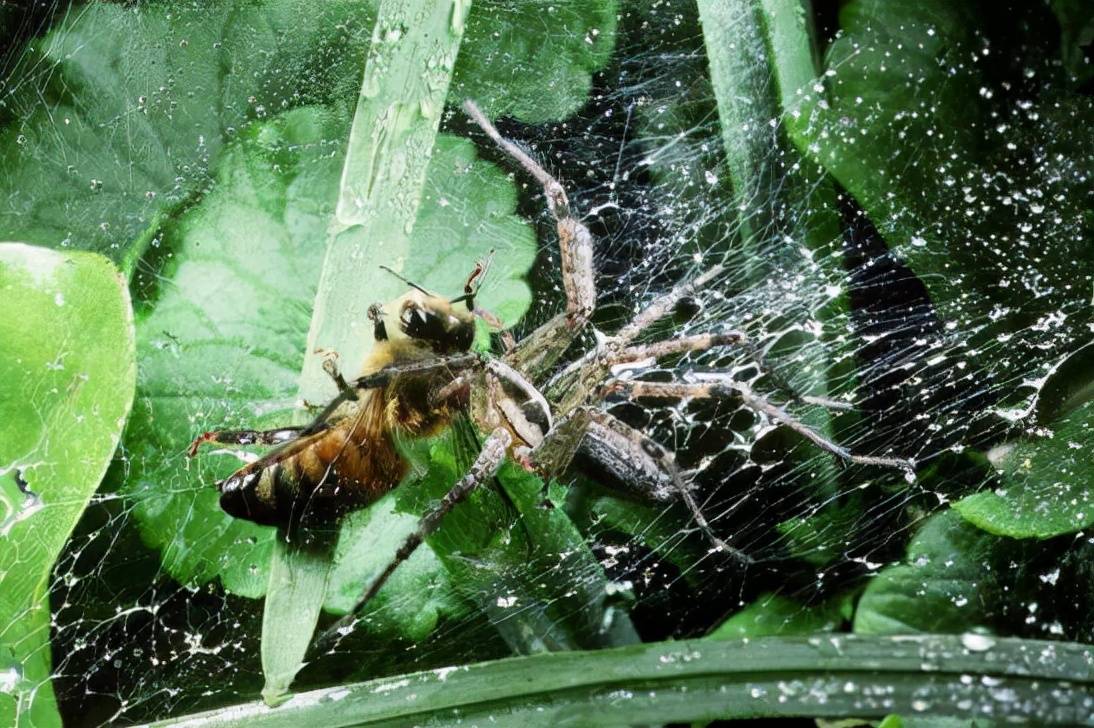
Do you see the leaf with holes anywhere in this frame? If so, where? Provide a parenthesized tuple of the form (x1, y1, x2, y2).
(0, 244, 135, 728)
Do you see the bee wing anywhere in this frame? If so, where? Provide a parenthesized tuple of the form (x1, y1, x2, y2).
(223, 392, 359, 481)
(218, 424, 332, 484)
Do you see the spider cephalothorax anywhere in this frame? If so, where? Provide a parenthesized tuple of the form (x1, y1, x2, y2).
(188, 100, 913, 638)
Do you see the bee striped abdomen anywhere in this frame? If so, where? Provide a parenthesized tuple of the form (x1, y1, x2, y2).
(218, 390, 407, 527)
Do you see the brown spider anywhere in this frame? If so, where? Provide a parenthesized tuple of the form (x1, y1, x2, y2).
(190, 100, 912, 643)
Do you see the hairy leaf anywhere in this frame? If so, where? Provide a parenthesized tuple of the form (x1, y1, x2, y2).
(954, 399, 1094, 538)
(800, 0, 1091, 335)
(0, 0, 374, 266)
(854, 511, 1012, 634)
(453, 0, 618, 123)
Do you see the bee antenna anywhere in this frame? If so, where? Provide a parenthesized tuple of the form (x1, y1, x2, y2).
(378, 265, 432, 295)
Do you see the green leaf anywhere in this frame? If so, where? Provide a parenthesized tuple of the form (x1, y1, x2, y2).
(708, 592, 850, 639)
(853, 511, 1012, 635)
(324, 495, 468, 640)
(584, 492, 709, 585)
(261, 540, 334, 706)
(145, 635, 1094, 727)
(452, 0, 618, 123)
(0, 0, 375, 268)
(262, 1, 476, 702)
(953, 399, 1094, 538)
(795, 0, 1091, 333)
(776, 497, 865, 567)
(115, 106, 536, 627)
(0, 244, 136, 728)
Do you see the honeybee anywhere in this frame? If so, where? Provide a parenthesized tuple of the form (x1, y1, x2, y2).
(187, 264, 504, 528)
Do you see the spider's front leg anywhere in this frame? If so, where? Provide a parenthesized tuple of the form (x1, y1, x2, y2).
(464, 100, 595, 380)
(316, 427, 513, 648)
(531, 407, 752, 567)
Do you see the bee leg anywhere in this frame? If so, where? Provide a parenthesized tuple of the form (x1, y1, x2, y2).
(321, 354, 353, 396)
(351, 352, 483, 390)
(187, 427, 305, 457)
(317, 427, 513, 648)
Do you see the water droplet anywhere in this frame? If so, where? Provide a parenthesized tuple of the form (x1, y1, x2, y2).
(0, 666, 22, 693)
(961, 632, 996, 652)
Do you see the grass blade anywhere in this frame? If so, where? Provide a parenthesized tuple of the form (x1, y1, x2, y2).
(151, 635, 1094, 726)
(299, 0, 473, 401)
(258, 0, 473, 703)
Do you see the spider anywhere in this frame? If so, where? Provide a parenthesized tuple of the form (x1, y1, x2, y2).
(189, 100, 912, 642)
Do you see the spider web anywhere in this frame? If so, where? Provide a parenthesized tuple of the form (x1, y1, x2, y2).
(2, 0, 1091, 724)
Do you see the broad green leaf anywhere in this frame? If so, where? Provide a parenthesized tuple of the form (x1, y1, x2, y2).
(585, 492, 710, 585)
(708, 592, 850, 639)
(1050, 0, 1094, 86)
(776, 497, 865, 567)
(853, 511, 1012, 635)
(0, 244, 136, 728)
(0, 0, 374, 266)
(115, 106, 536, 633)
(953, 399, 1094, 538)
(453, 0, 618, 123)
(796, 0, 1091, 338)
(325, 495, 468, 641)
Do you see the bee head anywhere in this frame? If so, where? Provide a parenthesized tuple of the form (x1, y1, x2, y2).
(374, 289, 475, 354)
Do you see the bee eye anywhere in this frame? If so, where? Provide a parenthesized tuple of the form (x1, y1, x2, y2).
(400, 304, 434, 338)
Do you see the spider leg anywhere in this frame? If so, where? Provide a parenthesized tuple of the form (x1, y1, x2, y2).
(607, 331, 746, 367)
(531, 407, 752, 566)
(547, 266, 729, 416)
(614, 264, 726, 345)
(316, 427, 512, 647)
(352, 352, 483, 390)
(604, 379, 914, 471)
(463, 100, 595, 379)
(187, 427, 305, 457)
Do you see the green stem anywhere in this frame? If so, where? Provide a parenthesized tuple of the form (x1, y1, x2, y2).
(259, 0, 472, 704)
(151, 635, 1094, 727)
(696, 0, 778, 252)
(298, 0, 472, 402)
